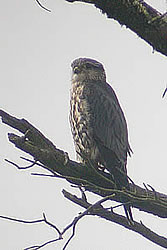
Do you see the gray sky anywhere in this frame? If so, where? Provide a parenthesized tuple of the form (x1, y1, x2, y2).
(0, 0, 167, 249)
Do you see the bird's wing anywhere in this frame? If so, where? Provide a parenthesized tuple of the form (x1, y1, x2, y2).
(86, 82, 131, 163)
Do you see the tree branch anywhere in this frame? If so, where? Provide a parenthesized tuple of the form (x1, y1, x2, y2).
(1, 191, 167, 249)
(65, 0, 167, 57)
(63, 189, 167, 249)
(0, 213, 62, 249)
(1, 109, 167, 248)
(1, 109, 167, 220)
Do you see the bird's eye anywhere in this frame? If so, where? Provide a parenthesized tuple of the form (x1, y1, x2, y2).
(73, 67, 80, 74)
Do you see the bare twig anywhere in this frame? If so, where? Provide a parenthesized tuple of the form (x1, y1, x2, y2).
(0, 213, 63, 250)
(63, 189, 167, 249)
(1, 189, 167, 249)
(35, 0, 51, 12)
(20, 157, 63, 177)
(61, 193, 115, 249)
(162, 86, 167, 98)
(5, 158, 37, 170)
(20, 157, 44, 167)
(111, 201, 132, 210)
(0, 215, 43, 224)
(0, 213, 61, 235)
(24, 238, 60, 250)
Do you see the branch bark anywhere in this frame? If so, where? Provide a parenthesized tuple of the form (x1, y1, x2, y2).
(66, 0, 167, 57)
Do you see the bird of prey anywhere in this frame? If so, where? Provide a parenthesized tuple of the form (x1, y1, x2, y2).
(70, 57, 133, 221)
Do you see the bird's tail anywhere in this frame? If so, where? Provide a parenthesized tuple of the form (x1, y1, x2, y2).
(111, 166, 133, 222)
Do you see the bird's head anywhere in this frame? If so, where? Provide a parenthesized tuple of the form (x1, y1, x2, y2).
(71, 58, 106, 83)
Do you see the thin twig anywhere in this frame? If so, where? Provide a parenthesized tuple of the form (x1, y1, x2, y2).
(0, 215, 43, 224)
(20, 157, 61, 177)
(63, 190, 167, 248)
(5, 158, 37, 170)
(0, 213, 61, 235)
(61, 193, 115, 249)
(35, 0, 51, 12)
(24, 238, 60, 250)
(20, 157, 45, 167)
(43, 213, 62, 236)
(31, 173, 56, 177)
(112, 201, 132, 210)
(162, 86, 167, 98)
(0, 213, 63, 250)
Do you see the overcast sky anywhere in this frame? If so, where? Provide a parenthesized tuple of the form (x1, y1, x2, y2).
(0, 0, 167, 249)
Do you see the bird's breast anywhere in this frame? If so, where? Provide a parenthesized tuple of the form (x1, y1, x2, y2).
(70, 83, 98, 161)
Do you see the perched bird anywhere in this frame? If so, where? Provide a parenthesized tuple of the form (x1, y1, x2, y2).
(70, 58, 133, 221)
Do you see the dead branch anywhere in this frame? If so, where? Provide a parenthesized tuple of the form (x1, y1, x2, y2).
(61, 193, 115, 249)
(65, 0, 167, 57)
(1, 191, 167, 249)
(63, 190, 167, 248)
(0, 109, 167, 219)
(63, 189, 167, 249)
(1, 109, 167, 248)
(5, 158, 37, 170)
(0, 214, 62, 249)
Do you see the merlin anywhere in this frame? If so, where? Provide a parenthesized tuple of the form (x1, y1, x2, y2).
(70, 58, 133, 221)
